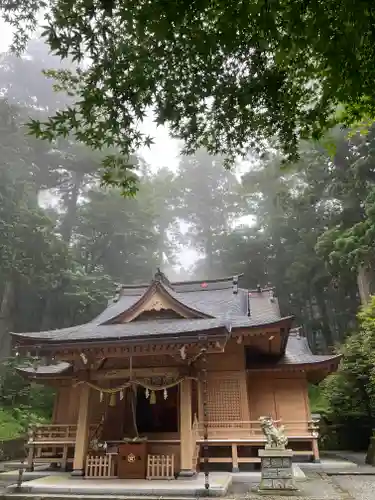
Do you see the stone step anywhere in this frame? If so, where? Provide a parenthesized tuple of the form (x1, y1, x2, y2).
(4, 494, 204, 500)
(327, 470, 375, 476)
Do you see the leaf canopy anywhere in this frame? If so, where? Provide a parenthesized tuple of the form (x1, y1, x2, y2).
(2, 0, 375, 188)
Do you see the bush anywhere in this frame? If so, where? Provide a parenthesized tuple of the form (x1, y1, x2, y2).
(0, 357, 55, 439)
(318, 297, 375, 450)
(0, 408, 24, 440)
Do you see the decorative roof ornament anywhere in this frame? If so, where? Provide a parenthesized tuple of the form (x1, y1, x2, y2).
(224, 316, 232, 333)
(179, 345, 187, 360)
(270, 288, 276, 303)
(153, 268, 171, 286)
(80, 352, 88, 365)
(112, 285, 122, 303)
(154, 267, 164, 281)
(232, 275, 238, 295)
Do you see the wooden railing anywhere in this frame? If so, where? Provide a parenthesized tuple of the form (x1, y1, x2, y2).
(26, 424, 98, 472)
(196, 419, 319, 439)
(28, 424, 77, 443)
(28, 424, 98, 444)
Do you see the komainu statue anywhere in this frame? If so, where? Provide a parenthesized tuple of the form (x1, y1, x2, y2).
(259, 416, 288, 449)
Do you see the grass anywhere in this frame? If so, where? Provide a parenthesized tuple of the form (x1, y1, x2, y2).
(0, 408, 24, 440)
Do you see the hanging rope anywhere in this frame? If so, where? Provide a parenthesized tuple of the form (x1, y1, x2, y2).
(74, 376, 195, 395)
(202, 347, 210, 494)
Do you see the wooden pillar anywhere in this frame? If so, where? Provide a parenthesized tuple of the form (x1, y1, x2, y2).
(72, 384, 91, 476)
(231, 443, 239, 473)
(178, 378, 195, 477)
(312, 438, 320, 463)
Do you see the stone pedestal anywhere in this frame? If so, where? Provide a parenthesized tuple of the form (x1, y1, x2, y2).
(258, 448, 298, 492)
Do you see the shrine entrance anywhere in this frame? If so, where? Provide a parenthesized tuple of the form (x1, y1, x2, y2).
(136, 385, 179, 434)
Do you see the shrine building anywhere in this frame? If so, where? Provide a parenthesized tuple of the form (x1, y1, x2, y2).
(12, 272, 340, 480)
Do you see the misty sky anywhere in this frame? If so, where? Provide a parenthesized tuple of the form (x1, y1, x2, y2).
(0, 21, 202, 269)
(0, 20, 253, 271)
(0, 21, 181, 172)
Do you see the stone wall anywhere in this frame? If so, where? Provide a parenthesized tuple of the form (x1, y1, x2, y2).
(0, 437, 26, 461)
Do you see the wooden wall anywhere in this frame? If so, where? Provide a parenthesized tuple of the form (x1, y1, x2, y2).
(205, 339, 246, 371)
(52, 385, 81, 424)
(202, 339, 311, 427)
(247, 373, 311, 425)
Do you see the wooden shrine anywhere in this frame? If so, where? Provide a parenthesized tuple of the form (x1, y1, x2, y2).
(13, 271, 341, 479)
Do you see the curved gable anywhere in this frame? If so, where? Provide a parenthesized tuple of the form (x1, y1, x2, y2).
(101, 280, 213, 324)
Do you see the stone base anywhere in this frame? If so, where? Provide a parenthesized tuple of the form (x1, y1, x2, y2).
(366, 436, 375, 465)
(255, 486, 300, 496)
(177, 469, 197, 479)
(71, 468, 85, 477)
(258, 448, 298, 492)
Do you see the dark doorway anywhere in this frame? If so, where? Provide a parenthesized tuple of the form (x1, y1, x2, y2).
(136, 386, 178, 434)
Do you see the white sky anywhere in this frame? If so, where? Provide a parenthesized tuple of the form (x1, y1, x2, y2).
(0, 21, 253, 270)
(0, 21, 182, 172)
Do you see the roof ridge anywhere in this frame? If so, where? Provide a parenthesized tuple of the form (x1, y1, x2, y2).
(248, 287, 276, 293)
(172, 274, 244, 286)
(118, 273, 244, 289)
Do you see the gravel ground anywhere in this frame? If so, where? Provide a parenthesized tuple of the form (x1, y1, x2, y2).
(332, 475, 375, 500)
(227, 472, 345, 499)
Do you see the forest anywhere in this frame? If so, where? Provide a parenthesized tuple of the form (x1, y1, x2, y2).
(0, 39, 374, 451)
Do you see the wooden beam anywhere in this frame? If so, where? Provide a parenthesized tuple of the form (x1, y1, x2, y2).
(93, 366, 183, 380)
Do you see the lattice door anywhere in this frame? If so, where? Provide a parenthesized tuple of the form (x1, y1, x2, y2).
(206, 376, 242, 421)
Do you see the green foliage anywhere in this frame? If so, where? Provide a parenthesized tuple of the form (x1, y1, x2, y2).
(0, 357, 55, 438)
(2, 2, 375, 187)
(318, 297, 375, 449)
(210, 140, 361, 349)
(308, 385, 328, 415)
(0, 409, 25, 439)
(0, 88, 182, 429)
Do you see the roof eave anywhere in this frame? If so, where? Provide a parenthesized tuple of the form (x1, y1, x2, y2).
(16, 368, 72, 379)
(12, 326, 230, 352)
(247, 354, 342, 372)
(232, 315, 294, 333)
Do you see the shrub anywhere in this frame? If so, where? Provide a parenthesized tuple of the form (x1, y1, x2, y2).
(318, 297, 375, 450)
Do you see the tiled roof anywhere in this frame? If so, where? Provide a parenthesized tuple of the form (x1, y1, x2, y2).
(280, 334, 341, 366)
(247, 331, 341, 369)
(95, 284, 281, 325)
(12, 318, 227, 342)
(11, 274, 288, 343)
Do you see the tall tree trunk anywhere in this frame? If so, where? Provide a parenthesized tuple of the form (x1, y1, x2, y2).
(0, 280, 14, 359)
(357, 264, 372, 305)
(205, 229, 214, 278)
(60, 171, 84, 244)
(314, 293, 335, 352)
(305, 299, 317, 352)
